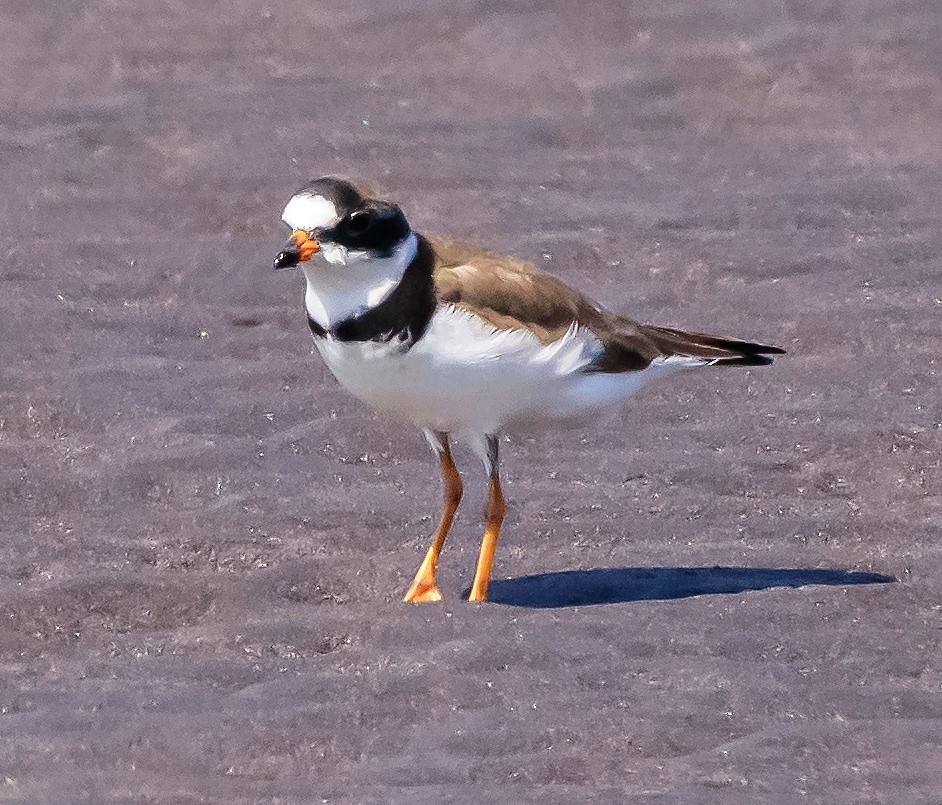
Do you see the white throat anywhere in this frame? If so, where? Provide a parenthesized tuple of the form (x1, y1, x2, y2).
(301, 232, 418, 329)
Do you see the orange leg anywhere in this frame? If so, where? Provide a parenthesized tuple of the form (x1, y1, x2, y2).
(468, 444, 505, 602)
(403, 433, 462, 603)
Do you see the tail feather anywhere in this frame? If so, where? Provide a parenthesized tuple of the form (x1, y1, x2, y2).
(646, 325, 786, 367)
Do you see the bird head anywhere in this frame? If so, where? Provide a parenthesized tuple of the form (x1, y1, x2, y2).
(273, 177, 412, 271)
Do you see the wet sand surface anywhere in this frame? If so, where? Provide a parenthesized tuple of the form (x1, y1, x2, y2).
(1, 1, 941, 802)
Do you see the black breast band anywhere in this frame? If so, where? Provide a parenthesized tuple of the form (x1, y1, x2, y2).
(305, 235, 436, 350)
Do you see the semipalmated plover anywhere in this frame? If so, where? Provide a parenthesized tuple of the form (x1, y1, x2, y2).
(273, 177, 784, 603)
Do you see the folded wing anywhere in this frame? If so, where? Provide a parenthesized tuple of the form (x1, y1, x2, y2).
(429, 237, 784, 375)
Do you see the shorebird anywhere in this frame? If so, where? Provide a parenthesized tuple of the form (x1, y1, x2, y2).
(273, 177, 783, 603)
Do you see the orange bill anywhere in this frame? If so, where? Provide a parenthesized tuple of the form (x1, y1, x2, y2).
(273, 230, 320, 269)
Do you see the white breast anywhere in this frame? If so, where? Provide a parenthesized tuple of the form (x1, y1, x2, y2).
(301, 234, 417, 328)
(312, 305, 687, 436)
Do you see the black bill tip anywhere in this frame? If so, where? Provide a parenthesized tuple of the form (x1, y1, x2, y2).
(273, 246, 300, 270)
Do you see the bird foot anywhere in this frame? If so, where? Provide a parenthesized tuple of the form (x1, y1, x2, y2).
(467, 585, 489, 603)
(403, 578, 444, 603)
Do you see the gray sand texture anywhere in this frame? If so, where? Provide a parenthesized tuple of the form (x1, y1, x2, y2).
(1, 1, 940, 803)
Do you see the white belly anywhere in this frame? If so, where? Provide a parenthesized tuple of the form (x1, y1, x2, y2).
(314, 305, 683, 435)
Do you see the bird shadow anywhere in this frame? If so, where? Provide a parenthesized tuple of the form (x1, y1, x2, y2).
(485, 566, 896, 608)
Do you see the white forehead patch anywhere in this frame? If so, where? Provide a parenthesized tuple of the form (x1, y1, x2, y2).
(281, 193, 340, 231)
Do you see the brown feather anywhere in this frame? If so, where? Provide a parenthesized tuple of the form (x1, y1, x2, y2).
(427, 236, 784, 373)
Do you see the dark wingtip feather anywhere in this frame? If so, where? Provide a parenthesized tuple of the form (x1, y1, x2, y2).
(715, 342, 785, 366)
(717, 353, 775, 366)
(645, 325, 786, 367)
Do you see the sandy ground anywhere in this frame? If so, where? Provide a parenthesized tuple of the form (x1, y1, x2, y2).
(1, 1, 941, 802)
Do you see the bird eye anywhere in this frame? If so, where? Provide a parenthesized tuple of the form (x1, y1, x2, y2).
(346, 210, 373, 235)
